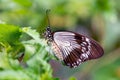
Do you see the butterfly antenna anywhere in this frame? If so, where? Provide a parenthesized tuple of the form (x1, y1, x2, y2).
(46, 9, 51, 28)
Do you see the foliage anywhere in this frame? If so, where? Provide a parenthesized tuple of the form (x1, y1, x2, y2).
(0, 24, 57, 80)
(0, 0, 120, 80)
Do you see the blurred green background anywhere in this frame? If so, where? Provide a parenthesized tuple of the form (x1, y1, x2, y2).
(0, 0, 120, 80)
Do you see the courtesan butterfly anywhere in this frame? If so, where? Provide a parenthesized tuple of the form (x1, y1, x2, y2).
(44, 10, 104, 68)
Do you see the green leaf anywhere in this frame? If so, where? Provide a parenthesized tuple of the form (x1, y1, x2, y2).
(0, 70, 30, 80)
(21, 27, 55, 79)
(0, 24, 21, 45)
(0, 48, 11, 69)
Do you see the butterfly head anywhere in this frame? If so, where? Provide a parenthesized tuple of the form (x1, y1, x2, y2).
(44, 26, 53, 42)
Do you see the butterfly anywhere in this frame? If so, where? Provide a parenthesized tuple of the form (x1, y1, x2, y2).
(44, 10, 104, 68)
(44, 27, 104, 68)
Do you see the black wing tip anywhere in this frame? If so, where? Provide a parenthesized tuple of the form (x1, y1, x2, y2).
(90, 39, 104, 59)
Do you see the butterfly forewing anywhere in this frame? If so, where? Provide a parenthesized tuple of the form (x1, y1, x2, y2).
(52, 31, 104, 68)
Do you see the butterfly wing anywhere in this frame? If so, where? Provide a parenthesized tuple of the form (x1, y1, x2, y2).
(52, 31, 104, 68)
